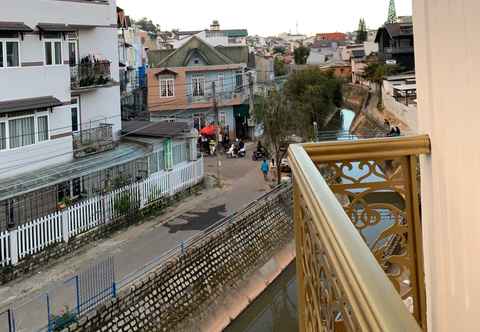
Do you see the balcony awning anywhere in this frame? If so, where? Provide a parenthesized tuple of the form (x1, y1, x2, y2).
(0, 21, 33, 32)
(37, 23, 78, 33)
(0, 96, 63, 114)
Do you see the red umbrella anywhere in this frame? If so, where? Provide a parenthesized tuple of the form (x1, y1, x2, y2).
(200, 125, 217, 136)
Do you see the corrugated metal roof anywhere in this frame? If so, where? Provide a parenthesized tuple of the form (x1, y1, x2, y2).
(122, 121, 190, 138)
(0, 96, 62, 113)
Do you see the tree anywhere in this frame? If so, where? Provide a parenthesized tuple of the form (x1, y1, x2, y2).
(293, 45, 310, 65)
(254, 91, 295, 184)
(284, 68, 343, 134)
(387, 0, 397, 23)
(274, 57, 287, 77)
(135, 17, 159, 35)
(273, 46, 287, 55)
(364, 63, 401, 108)
(355, 18, 368, 44)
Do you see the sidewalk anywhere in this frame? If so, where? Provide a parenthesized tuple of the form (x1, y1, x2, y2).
(0, 154, 268, 331)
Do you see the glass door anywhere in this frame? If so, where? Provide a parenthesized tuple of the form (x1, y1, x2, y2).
(71, 97, 80, 132)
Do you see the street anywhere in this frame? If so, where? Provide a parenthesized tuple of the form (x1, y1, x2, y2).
(0, 150, 269, 331)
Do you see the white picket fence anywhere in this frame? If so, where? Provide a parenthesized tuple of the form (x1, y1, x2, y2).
(0, 158, 204, 267)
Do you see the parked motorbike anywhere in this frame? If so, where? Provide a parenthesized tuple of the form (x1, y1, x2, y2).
(226, 144, 246, 158)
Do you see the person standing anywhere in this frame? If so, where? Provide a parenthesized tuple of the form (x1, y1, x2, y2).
(261, 159, 270, 181)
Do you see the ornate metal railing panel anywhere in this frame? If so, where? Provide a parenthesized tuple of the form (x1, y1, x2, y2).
(289, 135, 429, 332)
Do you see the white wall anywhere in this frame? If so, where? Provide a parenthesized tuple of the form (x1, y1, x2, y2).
(414, 0, 480, 330)
(79, 86, 121, 139)
(0, 0, 116, 28)
(0, 0, 120, 179)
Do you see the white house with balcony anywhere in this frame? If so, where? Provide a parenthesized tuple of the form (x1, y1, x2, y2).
(0, 0, 121, 178)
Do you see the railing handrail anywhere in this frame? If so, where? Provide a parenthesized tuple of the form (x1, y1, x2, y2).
(304, 134, 431, 162)
(289, 143, 422, 332)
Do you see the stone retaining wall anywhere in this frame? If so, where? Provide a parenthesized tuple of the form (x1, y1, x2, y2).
(66, 185, 293, 332)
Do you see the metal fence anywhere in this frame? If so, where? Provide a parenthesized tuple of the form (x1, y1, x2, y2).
(46, 257, 116, 332)
(0, 309, 15, 332)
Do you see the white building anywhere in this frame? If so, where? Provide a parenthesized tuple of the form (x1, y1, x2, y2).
(0, 0, 121, 178)
(172, 21, 248, 49)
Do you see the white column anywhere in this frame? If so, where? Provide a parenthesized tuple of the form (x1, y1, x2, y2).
(62, 211, 70, 243)
(10, 229, 18, 266)
(414, 0, 480, 330)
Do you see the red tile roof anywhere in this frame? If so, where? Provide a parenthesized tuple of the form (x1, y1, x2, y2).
(315, 32, 348, 42)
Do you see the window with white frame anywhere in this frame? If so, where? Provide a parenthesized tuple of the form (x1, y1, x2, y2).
(192, 75, 205, 97)
(0, 40, 20, 67)
(159, 78, 174, 97)
(0, 111, 50, 151)
(44, 40, 62, 65)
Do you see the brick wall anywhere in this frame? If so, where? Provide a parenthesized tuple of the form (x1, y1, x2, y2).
(65, 185, 293, 332)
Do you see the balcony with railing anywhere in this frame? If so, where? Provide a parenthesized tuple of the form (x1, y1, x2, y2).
(289, 135, 430, 331)
(70, 59, 112, 91)
(72, 124, 115, 158)
(384, 46, 415, 54)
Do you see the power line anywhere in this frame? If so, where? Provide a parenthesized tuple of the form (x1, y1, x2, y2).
(0, 121, 166, 173)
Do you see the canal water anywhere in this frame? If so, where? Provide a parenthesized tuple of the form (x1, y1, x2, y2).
(226, 109, 357, 332)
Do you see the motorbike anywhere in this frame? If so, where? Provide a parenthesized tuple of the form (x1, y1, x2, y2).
(226, 144, 246, 158)
(252, 148, 269, 161)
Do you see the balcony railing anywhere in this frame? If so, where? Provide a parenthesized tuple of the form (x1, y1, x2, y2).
(384, 46, 415, 54)
(73, 124, 114, 158)
(71, 60, 112, 90)
(289, 135, 430, 331)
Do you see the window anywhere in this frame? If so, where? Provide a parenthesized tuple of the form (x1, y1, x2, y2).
(218, 73, 224, 93)
(235, 70, 243, 91)
(68, 41, 78, 66)
(219, 111, 226, 126)
(9, 116, 35, 149)
(0, 122, 5, 150)
(159, 78, 174, 97)
(0, 41, 20, 68)
(37, 115, 49, 142)
(192, 75, 205, 97)
(45, 41, 62, 65)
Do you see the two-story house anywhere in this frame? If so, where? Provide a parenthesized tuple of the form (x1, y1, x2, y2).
(375, 22, 415, 70)
(147, 36, 251, 139)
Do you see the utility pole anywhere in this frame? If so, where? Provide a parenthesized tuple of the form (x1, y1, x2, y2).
(248, 72, 255, 138)
(212, 81, 221, 186)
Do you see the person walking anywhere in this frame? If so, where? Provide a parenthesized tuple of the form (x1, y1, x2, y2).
(261, 159, 270, 181)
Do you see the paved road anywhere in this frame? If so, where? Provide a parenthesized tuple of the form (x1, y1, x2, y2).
(0, 151, 270, 331)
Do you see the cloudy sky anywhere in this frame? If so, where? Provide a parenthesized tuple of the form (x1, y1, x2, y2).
(116, 0, 412, 36)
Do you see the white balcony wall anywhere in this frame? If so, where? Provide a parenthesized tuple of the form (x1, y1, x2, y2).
(79, 86, 121, 139)
(0, 66, 70, 102)
(0, 0, 116, 28)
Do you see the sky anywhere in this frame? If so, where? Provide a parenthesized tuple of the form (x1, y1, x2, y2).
(116, 0, 412, 36)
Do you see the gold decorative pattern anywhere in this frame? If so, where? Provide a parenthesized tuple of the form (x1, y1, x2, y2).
(298, 198, 359, 331)
(318, 157, 421, 321)
(290, 136, 430, 331)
